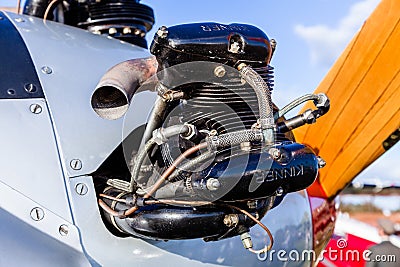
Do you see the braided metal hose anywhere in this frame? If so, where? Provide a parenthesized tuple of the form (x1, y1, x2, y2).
(238, 64, 275, 144)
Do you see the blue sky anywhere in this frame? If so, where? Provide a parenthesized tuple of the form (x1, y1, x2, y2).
(2, 0, 399, 184)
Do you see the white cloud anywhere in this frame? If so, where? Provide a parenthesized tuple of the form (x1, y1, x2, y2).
(294, 0, 380, 67)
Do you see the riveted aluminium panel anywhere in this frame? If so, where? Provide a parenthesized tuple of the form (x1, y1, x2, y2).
(4, 12, 155, 177)
(0, 98, 73, 221)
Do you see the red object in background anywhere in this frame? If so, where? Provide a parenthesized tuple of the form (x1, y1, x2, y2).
(308, 195, 337, 258)
(318, 234, 377, 267)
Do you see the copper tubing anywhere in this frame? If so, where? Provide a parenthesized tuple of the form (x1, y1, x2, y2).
(124, 142, 208, 216)
(98, 199, 120, 217)
(224, 204, 274, 252)
(99, 142, 208, 217)
(43, 0, 59, 21)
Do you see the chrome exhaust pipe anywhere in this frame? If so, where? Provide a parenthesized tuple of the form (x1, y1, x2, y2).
(91, 56, 158, 120)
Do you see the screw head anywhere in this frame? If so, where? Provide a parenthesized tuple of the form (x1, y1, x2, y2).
(7, 89, 15, 95)
(75, 183, 88, 195)
(24, 83, 37, 93)
(41, 66, 53, 74)
(70, 159, 82, 170)
(30, 207, 45, 221)
(30, 104, 42, 114)
(59, 224, 69, 236)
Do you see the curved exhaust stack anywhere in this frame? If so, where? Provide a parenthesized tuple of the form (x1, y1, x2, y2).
(91, 56, 158, 120)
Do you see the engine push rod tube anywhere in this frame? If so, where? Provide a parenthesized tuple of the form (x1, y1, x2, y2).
(237, 63, 275, 144)
(128, 124, 192, 192)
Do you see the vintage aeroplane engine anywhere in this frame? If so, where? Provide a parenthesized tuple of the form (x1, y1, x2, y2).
(21, 0, 330, 249)
(90, 21, 330, 252)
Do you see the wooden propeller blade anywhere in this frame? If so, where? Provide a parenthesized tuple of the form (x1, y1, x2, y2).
(294, 0, 400, 199)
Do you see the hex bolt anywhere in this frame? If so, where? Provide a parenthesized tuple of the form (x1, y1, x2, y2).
(123, 27, 131, 34)
(214, 65, 226, 78)
(108, 27, 117, 35)
(30, 207, 45, 221)
(30, 104, 42, 114)
(75, 183, 88, 195)
(70, 159, 82, 170)
(247, 200, 257, 209)
(240, 232, 253, 249)
(209, 129, 218, 136)
(24, 83, 37, 93)
(317, 156, 326, 169)
(229, 42, 240, 53)
(41, 66, 53, 74)
(223, 214, 239, 227)
(206, 178, 221, 191)
(269, 148, 281, 160)
(156, 26, 168, 38)
(59, 224, 69, 236)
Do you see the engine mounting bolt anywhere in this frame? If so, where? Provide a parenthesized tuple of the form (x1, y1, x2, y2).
(317, 156, 326, 168)
(223, 214, 239, 227)
(59, 224, 69, 236)
(41, 66, 53, 74)
(269, 148, 281, 160)
(276, 186, 284, 196)
(30, 104, 42, 114)
(75, 183, 88, 195)
(214, 65, 226, 78)
(240, 232, 253, 249)
(70, 159, 82, 170)
(30, 207, 45, 221)
(206, 178, 221, 191)
(156, 26, 168, 38)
